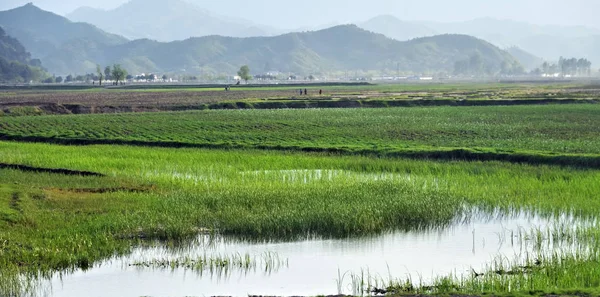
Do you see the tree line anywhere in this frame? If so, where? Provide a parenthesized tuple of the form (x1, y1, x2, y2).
(531, 57, 593, 77)
(453, 53, 524, 76)
(96, 64, 127, 85)
(0, 57, 46, 83)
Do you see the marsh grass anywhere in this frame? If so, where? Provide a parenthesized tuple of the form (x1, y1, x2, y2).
(1, 141, 600, 296)
(130, 251, 287, 277)
(332, 217, 600, 296)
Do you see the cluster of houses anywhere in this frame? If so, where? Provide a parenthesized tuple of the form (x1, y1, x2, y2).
(130, 73, 174, 83)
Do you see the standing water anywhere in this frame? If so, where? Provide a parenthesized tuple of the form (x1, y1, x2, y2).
(36, 212, 581, 297)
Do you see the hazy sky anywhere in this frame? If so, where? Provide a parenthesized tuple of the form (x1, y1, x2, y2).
(2, 0, 598, 29)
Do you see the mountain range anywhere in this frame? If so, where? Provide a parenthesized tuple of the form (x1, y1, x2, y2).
(67, 0, 275, 41)
(0, 3, 127, 75)
(358, 15, 436, 41)
(0, 4, 521, 76)
(60, 0, 600, 69)
(360, 15, 600, 66)
(104, 26, 521, 75)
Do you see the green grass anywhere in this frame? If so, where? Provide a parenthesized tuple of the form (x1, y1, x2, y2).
(1, 141, 599, 274)
(1, 105, 600, 164)
(2, 96, 600, 295)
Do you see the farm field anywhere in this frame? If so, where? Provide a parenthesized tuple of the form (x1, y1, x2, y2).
(1, 104, 600, 167)
(1, 83, 600, 296)
(1, 82, 600, 116)
(1, 142, 600, 296)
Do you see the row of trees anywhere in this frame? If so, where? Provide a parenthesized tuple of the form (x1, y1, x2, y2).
(532, 57, 593, 77)
(453, 53, 524, 76)
(96, 64, 128, 85)
(558, 57, 592, 76)
(47, 72, 172, 84)
(134, 74, 169, 81)
(0, 57, 46, 83)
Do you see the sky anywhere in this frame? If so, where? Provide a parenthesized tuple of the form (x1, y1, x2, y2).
(1, 0, 598, 29)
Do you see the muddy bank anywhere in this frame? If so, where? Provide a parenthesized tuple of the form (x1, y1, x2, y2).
(0, 163, 104, 176)
(1, 98, 598, 116)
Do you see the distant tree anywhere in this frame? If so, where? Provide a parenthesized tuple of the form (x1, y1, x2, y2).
(42, 77, 54, 83)
(308, 75, 315, 80)
(469, 53, 484, 75)
(541, 62, 549, 75)
(162, 74, 168, 81)
(453, 60, 469, 76)
(549, 63, 558, 75)
(237, 65, 252, 83)
(55, 76, 63, 83)
(104, 66, 112, 81)
(96, 65, 104, 86)
(530, 68, 542, 76)
(111, 64, 127, 85)
(65, 74, 73, 82)
(126, 74, 133, 80)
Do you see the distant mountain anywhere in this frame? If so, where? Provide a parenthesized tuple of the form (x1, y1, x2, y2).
(0, 26, 47, 82)
(100, 25, 520, 76)
(419, 18, 600, 65)
(66, 0, 276, 41)
(0, 5, 521, 76)
(0, 3, 128, 74)
(506, 47, 544, 71)
(359, 15, 437, 41)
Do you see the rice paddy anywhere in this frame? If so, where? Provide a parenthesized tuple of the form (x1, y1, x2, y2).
(1, 83, 600, 296)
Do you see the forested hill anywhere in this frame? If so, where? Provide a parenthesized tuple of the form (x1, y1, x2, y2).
(0, 4, 521, 76)
(105, 25, 522, 75)
(0, 3, 128, 75)
(0, 26, 47, 82)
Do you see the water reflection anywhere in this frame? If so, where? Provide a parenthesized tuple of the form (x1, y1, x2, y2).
(38, 212, 591, 297)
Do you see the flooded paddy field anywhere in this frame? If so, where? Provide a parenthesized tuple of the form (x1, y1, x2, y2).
(2, 90, 600, 296)
(1, 142, 599, 296)
(41, 213, 593, 297)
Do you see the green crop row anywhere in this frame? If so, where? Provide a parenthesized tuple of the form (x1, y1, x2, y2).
(1, 105, 600, 158)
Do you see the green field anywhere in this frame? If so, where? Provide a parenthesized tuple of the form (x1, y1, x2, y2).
(2, 84, 600, 296)
(1, 141, 600, 295)
(1, 104, 600, 167)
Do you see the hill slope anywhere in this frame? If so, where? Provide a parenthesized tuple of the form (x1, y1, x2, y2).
(0, 3, 128, 74)
(67, 0, 275, 41)
(102, 25, 521, 75)
(0, 26, 47, 82)
(506, 47, 544, 71)
(420, 18, 600, 65)
(359, 15, 437, 41)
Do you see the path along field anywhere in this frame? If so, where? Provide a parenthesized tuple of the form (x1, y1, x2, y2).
(2, 83, 600, 296)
